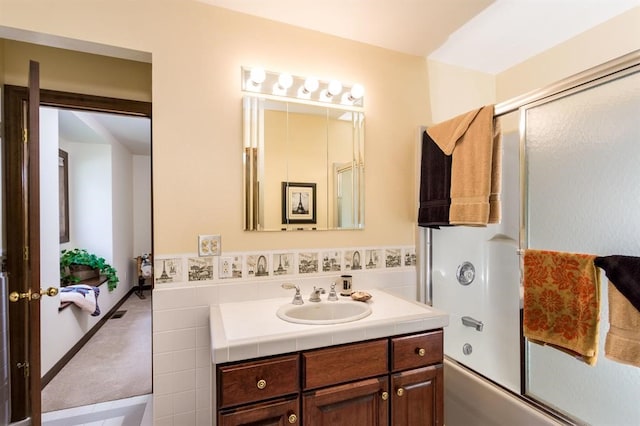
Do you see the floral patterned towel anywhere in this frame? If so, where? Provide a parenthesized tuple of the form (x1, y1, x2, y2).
(523, 249, 600, 365)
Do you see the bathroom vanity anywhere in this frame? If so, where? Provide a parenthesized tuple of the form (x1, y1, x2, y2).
(210, 289, 448, 425)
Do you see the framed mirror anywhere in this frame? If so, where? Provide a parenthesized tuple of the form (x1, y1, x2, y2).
(243, 96, 364, 231)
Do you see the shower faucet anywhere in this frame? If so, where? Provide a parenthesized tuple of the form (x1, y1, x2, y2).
(461, 316, 484, 332)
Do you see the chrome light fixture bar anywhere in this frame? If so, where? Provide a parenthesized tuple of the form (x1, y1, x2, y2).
(242, 66, 364, 108)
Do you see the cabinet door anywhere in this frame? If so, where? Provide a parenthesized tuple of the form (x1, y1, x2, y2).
(303, 377, 389, 426)
(391, 365, 443, 426)
(219, 397, 300, 426)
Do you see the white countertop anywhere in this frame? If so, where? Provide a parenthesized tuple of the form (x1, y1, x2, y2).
(210, 289, 449, 364)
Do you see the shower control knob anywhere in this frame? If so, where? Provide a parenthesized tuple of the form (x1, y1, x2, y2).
(463, 343, 473, 355)
(456, 261, 475, 285)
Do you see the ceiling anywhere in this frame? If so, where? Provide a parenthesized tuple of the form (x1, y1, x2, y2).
(200, 0, 639, 74)
(57, 109, 151, 156)
(44, 0, 640, 151)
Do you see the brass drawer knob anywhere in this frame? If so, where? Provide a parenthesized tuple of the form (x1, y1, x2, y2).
(381, 391, 389, 401)
(256, 379, 267, 389)
(397, 388, 405, 397)
(416, 348, 426, 357)
(288, 413, 297, 423)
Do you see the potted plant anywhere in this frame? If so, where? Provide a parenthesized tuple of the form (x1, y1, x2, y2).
(60, 248, 119, 291)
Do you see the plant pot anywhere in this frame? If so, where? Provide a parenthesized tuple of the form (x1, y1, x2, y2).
(68, 264, 100, 281)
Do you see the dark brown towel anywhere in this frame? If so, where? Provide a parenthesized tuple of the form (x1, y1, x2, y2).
(418, 130, 452, 228)
(594, 255, 640, 312)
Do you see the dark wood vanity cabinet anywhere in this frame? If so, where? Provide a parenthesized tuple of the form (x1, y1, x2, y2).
(216, 329, 443, 426)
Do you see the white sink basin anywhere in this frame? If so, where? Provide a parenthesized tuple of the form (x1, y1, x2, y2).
(276, 300, 372, 325)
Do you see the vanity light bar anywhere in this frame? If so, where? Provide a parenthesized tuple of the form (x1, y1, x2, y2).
(241, 67, 364, 107)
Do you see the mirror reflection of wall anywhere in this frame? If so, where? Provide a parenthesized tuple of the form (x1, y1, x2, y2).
(244, 97, 364, 231)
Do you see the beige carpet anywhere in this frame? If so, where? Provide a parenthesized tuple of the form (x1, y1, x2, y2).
(42, 290, 152, 412)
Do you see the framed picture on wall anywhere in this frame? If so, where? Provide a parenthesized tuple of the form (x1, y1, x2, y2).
(59, 149, 70, 243)
(282, 182, 316, 224)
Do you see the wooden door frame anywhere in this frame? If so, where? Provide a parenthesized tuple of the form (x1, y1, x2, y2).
(3, 85, 152, 422)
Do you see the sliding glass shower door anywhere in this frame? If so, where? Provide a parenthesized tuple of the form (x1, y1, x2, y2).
(523, 65, 640, 425)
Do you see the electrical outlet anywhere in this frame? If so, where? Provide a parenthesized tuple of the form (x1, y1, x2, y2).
(199, 234, 221, 256)
(219, 256, 233, 278)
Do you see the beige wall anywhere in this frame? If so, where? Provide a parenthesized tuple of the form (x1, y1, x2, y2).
(2, 40, 151, 101)
(497, 7, 640, 102)
(0, 0, 430, 254)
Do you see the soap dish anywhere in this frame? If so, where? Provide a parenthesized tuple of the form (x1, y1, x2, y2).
(351, 291, 372, 302)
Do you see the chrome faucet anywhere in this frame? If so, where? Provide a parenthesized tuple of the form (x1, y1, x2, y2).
(282, 283, 303, 305)
(461, 316, 484, 332)
(309, 286, 325, 302)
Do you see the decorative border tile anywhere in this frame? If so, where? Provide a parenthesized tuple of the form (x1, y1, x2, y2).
(298, 252, 319, 274)
(364, 249, 383, 269)
(344, 249, 363, 271)
(246, 254, 269, 278)
(385, 248, 402, 268)
(272, 252, 295, 276)
(188, 257, 214, 282)
(321, 250, 342, 272)
(155, 257, 184, 284)
(153, 246, 416, 286)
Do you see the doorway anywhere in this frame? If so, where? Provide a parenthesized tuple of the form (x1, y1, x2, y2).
(38, 106, 152, 412)
(3, 85, 152, 423)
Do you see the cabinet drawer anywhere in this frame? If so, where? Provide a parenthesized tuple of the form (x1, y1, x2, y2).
(391, 330, 443, 372)
(303, 339, 388, 390)
(218, 354, 299, 408)
(218, 396, 300, 426)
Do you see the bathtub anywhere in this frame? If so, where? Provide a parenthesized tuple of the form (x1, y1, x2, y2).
(444, 358, 563, 426)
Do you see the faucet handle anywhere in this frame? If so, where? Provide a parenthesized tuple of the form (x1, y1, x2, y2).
(282, 283, 303, 305)
(327, 283, 338, 301)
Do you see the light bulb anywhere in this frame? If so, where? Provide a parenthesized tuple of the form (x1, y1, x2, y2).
(303, 77, 319, 94)
(249, 67, 266, 85)
(327, 80, 343, 96)
(278, 73, 293, 90)
(350, 83, 364, 100)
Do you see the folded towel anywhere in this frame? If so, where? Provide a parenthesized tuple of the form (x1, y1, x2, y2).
(593, 255, 640, 312)
(426, 105, 502, 226)
(604, 283, 640, 367)
(417, 130, 452, 228)
(593, 255, 640, 367)
(60, 284, 101, 316)
(523, 249, 600, 365)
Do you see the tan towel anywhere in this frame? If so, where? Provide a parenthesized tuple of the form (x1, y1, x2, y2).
(426, 105, 501, 226)
(605, 282, 640, 367)
(523, 249, 601, 365)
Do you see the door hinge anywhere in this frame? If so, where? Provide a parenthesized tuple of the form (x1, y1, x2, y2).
(17, 362, 30, 378)
(22, 128, 28, 144)
(24, 246, 29, 261)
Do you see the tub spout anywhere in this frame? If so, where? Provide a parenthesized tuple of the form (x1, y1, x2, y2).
(462, 316, 484, 332)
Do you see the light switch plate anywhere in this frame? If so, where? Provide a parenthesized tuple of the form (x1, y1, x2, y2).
(219, 256, 233, 278)
(198, 234, 221, 256)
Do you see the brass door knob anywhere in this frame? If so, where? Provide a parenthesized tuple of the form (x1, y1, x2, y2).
(381, 391, 389, 401)
(416, 348, 426, 357)
(396, 388, 405, 397)
(288, 413, 297, 424)
(41, 287, 59, 297)
(9, 287, 59, 303)
(256, 379, 267, 389)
